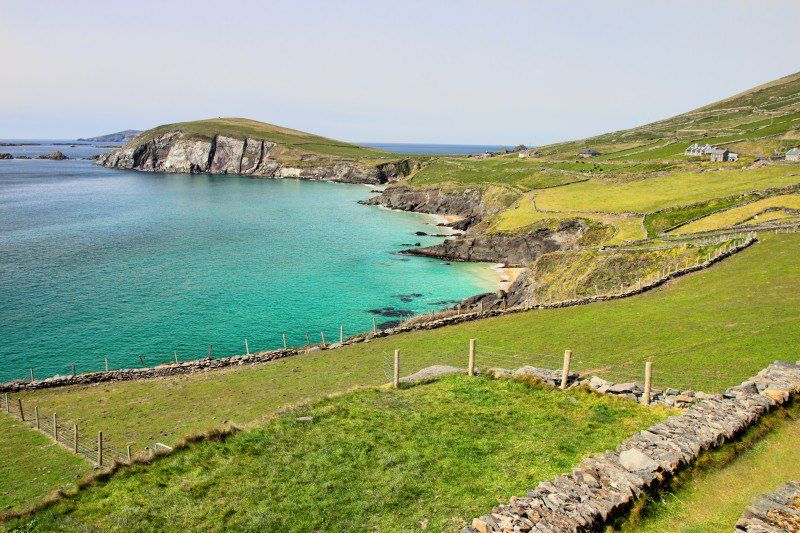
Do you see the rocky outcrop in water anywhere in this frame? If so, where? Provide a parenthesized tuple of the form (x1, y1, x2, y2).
(97, 131, 416, 185)
(0, 153, 12, 159)
(36, 151, 68, 160)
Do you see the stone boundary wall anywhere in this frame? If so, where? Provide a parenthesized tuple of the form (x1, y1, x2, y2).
(0, 236, 756, 394)
(735, 481, 800, 531)
(464, 360, 800, 532)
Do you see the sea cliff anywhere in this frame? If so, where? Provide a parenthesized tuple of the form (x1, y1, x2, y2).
(97, 130, 416, 185)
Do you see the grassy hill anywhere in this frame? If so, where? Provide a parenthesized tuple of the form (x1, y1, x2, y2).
(129, 117, 401, 161)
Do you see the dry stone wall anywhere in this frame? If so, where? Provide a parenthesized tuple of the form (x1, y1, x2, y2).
(735, 481, 800, 532)
(464, 360, 800, 533)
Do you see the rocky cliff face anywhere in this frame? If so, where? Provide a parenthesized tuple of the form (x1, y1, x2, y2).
(361, 185, 488, 218)
(407, 219, 592, 266)
(97, 131, 415, 184)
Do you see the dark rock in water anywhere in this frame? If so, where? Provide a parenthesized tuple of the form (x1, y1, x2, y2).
(415, 231, 428, 236)
(367, 307, 414, 319)
(16, 155, 31, 159)
(36, 151, 68, 160)
(0, 153, 12, 159)
(414, 242, 421, 246)
(395, 293, 423, 303)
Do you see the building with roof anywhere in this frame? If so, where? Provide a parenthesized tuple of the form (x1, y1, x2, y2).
(578, 149, 601, 158)
(787, 148, 800, 162)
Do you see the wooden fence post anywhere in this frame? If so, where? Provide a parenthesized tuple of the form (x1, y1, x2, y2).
(105, 358, 109, 372)
(245, 338, 250, 356)
(468, 339, 476, 376)
(373, 317, 377, 332)
(643, 361, 653, 406)
(35, 406, 40, 430)
(208, 345, 213, 359)
(53, 413, 58, 440)
(393, 349, 400, 389)
(30, 368, 34, 382)
(97, 431, 103, 466)
(340, 325, 344, 344)
(127, 444, 132, 462)
(560, 349, 572, 390)
(4, 393, 8, 413)
(305, 332, 310, 347)
(138, 355, 146, 368)
(73, 424, 78, 454)
(282, 333, 287, 350)
(479, 301, 483, 314)
(321, 331, 326, 346)
(17, 398, 24, 421)
(174, 351, 179, 364)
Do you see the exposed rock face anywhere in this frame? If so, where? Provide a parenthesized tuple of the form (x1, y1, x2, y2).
(0, 153, 12, 159)
(408, 219, 592, 265)
(36, 151, 68, 160)
(97, 131, 415, 185)
(362, 185, 488, 218)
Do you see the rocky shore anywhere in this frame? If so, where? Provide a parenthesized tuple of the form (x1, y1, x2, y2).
(97, 131, 417, 185)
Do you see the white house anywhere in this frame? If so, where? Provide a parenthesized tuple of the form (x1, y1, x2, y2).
(787, 148, 800, 162)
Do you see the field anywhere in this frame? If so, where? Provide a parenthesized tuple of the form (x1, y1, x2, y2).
(0, 416, 90, 513)
(533, 165, 800, 214)
(3, 375, 669, 531)
(673, 193, 800, 234)
(622, 401, 800, 532)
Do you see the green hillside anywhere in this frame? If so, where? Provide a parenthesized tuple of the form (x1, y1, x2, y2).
(129, 117, 399, 160)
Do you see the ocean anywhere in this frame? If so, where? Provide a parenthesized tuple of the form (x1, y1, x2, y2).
(0, 141, 498, 382)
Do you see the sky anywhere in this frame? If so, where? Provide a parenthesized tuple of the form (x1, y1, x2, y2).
(1, 0, 798, 145)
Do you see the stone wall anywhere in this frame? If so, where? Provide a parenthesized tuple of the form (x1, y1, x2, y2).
(735, 481, 800, 531)
(464, 360, 800, 532)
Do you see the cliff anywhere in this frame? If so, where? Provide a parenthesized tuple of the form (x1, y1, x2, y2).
(96, 118, 417, 185)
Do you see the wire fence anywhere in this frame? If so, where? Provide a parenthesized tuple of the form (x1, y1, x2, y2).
(382, 340, 758, 396)
(3, 394, 127, 465)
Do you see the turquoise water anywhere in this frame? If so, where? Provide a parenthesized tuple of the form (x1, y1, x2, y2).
(0, 158, 496, 382)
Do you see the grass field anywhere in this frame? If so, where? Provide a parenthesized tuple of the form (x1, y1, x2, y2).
(0, 416, 90, 514)
(534, 166, 800, 214)
(490, 193, 646, 243)
(673, 193, 800, 234)
(621, 401, 800, 532)
(4, 376, 670, 531)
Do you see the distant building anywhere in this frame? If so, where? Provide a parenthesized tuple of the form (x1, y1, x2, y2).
(787, 148, 800, 162)
(519, 148, 541, 158)
(684, 143, 713, 156)
(578, 149, 601, 158)
(728, 152, 739, 162)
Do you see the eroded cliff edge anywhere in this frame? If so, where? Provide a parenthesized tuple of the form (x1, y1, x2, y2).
(97, 130, 417, 185)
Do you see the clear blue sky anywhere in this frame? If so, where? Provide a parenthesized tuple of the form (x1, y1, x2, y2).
(1, 0, 798, 144)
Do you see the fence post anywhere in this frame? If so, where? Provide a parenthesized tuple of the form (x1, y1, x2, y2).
(340, 325, 344, 344)
(305, 332, 310, 347)
(245, 338, 250, 356)
(393, 349, 400, 389)
(321, 331, 326, 346)
(560, 349, 572, 389)
(208, 345, 213, 359)
(468, 339, 476, 376)
(53, 413, 58, 440)
(127, 444, 132, 462)
(97, 431, 103, 466)
(643, 362, 653, 406)
(105, 358, 109, 372)
(17, 398, 24, 421)
(4, 393, 8, 413)
(73, 424, 78, 454)
(30, 368, 34, 382)
(138, 355, 146, 368)
(35, 406, 40, 430)
(479, 301, 483, 314)
(174, 351, 179, 364)
(282, 333, 287, 350)
(373, 317, 377, 332)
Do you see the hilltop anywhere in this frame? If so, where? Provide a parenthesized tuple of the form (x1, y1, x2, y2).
(78, 129, 141, 143)
(96, 118, 419, 184)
